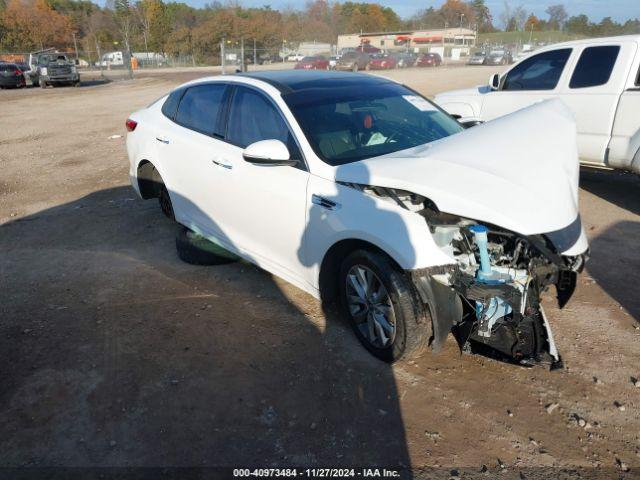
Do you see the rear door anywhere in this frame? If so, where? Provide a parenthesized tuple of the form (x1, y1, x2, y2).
(560, 43, 633, 165)
(155, 82, 231, 238)
(207, 85, 310, 282)
(607, 44, 640, 169)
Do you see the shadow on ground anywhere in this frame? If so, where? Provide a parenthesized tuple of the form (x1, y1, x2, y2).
(0, 185, 413, 474)
(580, 168, 640, 216)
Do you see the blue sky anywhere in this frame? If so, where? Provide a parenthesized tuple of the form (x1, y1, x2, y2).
(190, 0, 639, 24)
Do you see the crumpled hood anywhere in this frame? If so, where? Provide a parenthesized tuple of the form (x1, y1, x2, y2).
(335, 99, 581, 236)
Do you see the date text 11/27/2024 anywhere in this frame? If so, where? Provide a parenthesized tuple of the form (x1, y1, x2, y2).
(233, 468, 401, 478)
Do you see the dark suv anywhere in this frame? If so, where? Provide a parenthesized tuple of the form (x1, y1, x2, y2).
(29, 52, 80, 88)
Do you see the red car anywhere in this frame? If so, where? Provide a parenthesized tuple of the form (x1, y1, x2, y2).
(416, 53, 442, 67)
(368, 54, 398, 70)
(294, 56, 330, 70)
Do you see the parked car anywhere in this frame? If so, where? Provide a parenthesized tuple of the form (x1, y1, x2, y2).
(394, 52, 417, 68)
(416, 52, 442, 67)
(328, 55, 340, 69)
(0, 63, 26, 88)
(356, 45, 381, 54)
(29, 51, 80, 88)
(287, 53, 305, 62)
(435, 35, 640, 174)
(368, 53, 398, 70)
(126, 70, 588, 366)
(334, 52, 370, 72)
(484, 49, 513, 65)
(295, 56, 330, 70)
(467, 51, 487, 65)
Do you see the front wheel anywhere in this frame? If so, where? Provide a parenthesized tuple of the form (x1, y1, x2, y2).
(352, 64, 358, 72)
(40, 80, 47, 89)
(339, 249, 430, 362)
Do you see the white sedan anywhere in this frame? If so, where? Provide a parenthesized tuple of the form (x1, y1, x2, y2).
(126, 71, 588, 366)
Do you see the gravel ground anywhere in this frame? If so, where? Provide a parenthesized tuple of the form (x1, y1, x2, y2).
(1, 64, 639, 479)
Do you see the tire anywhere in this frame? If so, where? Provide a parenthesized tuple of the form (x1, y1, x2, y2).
(339, 249, 430, 362)
(352, 64, 358, 72)
(74, 81, 80, 87)
(40, 80, 47, 89)
(158, 184, 175, 220)
(175, 227, 239, 266)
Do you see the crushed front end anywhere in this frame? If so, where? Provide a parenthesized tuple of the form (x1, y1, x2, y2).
(411, 203, 587, 369)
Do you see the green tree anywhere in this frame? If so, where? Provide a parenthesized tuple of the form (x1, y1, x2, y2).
(545, 4, 568, 30)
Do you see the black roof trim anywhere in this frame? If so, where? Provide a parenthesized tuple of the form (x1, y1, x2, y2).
(236, 70, 393, 94)
(236, 72, 294, 93)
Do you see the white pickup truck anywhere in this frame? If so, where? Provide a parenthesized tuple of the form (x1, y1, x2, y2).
(435, 35, 640, 174)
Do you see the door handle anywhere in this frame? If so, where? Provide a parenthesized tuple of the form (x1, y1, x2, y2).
(156, 136, 170, 144)
(211, 158, 233, 170)
(311, 194, 340, 211)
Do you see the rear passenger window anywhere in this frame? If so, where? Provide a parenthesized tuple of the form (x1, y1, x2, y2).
(175, 84, 226, 136)
(161, 89, 183, 119)
(227, 87, 301, 159)
(503, 48, 572, 91)
(570, 46, 620, 89)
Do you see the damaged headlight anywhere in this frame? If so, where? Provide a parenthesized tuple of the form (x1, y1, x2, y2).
(338, 182, 425, 212)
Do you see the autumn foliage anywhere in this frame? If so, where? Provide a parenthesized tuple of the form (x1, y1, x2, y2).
(1, 0, 72, 50)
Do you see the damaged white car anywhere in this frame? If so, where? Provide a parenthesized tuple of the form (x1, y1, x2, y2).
(126, 71, 588, 367)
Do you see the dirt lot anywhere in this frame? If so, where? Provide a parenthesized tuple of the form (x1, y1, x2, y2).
(1, 64, 640, 479)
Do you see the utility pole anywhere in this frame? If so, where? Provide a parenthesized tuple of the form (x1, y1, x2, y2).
(282, 39, 286, 63)
(221, 37, 225, 75)
(72, 32, 79, 62)
(240, 37, 245, 72)
(253, 39, 257, 66)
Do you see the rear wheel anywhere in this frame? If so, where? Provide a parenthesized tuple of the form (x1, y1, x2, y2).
(339, 249, 430, 362)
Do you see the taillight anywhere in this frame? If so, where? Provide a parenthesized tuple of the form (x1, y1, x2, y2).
(125, 118, 137, 132)
(15, 69, 22, 75)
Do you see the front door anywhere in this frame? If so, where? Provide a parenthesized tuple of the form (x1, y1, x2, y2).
(203, 86, 310, 283)
(481, 47, 574, 122)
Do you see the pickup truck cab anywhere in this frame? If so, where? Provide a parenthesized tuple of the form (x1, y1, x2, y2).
(435, 35, 640, 173)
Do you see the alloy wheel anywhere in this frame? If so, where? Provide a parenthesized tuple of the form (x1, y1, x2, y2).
(345, 265, 396, 348)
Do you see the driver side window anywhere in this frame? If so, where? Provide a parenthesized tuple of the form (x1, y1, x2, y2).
(227, 87, 302, 160)
(503, 48, 572, 91)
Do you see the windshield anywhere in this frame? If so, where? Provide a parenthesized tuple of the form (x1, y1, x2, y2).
(283, 83, 463, 166)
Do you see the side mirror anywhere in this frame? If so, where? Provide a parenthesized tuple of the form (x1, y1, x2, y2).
(490, 73, 501, 90)
(242, 139, 296, 166)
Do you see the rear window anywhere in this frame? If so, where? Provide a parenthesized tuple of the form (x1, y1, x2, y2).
(570, 45, 620, 89)
(175, 84, 227, 137)
(0, 64, 14, 71)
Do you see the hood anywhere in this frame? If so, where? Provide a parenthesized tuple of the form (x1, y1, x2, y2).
(335, 99, 581, 236)
(437, 85, 490, 97)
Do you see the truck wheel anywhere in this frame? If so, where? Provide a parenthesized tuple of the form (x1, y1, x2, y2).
(175, 227, 239, 266)
(74, 81, 80, 87)
(40, 81, 47, 89)
(352, 64, 358, 72)
(339, 249, 430, 362)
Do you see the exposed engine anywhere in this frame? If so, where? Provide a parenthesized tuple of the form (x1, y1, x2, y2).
(421, 203, 585, 368)
(337, 183, 586, 368)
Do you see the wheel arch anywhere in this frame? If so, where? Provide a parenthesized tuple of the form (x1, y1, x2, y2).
(318, 238, 403, 305)
(136, 159, 164, 199)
